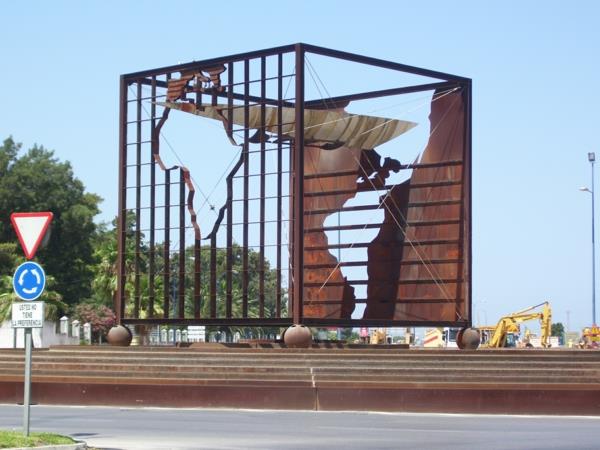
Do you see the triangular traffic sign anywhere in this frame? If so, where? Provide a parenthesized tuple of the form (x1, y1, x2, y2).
(10, 212, 53, 260)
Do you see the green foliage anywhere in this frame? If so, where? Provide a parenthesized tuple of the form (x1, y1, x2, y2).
(92, 218, 286, 336)
(0, 243, 20, 275)
(551, 322, 565, 336)
(0, 430, 75, 448)
(0, 137, 101, 306)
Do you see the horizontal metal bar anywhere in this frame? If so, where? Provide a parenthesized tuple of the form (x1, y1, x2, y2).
(233, 171, 290, 179)
(125, 205, 184, 211)
(127, 94, 167, 103)
(126, 182, 168, 190)
(123, 44, 296, 80)
(305, 219, 461, 233)
(304, 258, 462, 269)
(409, 199, 462, 208)
(305, 278, 461, 287)
(123, 317, 294, 326)
(303, 43, 471, 83)
(228, 219, 292, 226)
(306, 180, 462, 198)
(126, 140, 153, 146)
(305, 199, 461, 216)
(125, 163, 154, 168)
(126, 118, 159, 124)
(232, 195, 290, 203)
(301, 318, 469, 328)
(307, 297, 463, 304)
(304, 239, 460, 251)
(304, 81, 460, 107)
(303, 160, 463, 180)
(136, 76, 296, 110)
(123, 317, 470, 328)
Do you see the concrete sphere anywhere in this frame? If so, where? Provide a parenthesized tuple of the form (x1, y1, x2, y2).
(460, 327, 481, 350)
(107, 325, 133, 347)
(283, 324, 313, 348)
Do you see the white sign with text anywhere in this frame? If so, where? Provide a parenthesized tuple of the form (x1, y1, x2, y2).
(11, 302, 45, 328)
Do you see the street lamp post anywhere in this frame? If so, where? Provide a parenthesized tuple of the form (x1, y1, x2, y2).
(580, 151, 597, 326)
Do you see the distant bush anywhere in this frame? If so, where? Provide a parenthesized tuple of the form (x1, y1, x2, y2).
(74, 303, 116, 342)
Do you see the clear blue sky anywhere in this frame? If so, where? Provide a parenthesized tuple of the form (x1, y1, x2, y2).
(1, 1, 599, 333)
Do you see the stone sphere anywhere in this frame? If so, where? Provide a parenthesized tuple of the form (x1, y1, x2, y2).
(283, 324, 313, 348)
(107, 325, 133, 347)
(459, 327, 481, 350)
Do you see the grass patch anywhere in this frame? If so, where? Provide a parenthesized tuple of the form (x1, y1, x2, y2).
(0, 429, 76, 448)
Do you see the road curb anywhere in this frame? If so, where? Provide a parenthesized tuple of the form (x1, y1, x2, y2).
(5, 443, 86, 450)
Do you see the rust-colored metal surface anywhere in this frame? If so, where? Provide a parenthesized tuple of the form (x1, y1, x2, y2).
(116, 44, 472, 329)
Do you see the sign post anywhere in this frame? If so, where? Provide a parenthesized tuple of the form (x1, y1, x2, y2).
(11, 302, 45, 437)
(10, 211, 53, 437)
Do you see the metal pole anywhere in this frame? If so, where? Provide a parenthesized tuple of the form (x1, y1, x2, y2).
(23, 327, 32, 436)
(592, 159, 597, 325)
(292, 43, 305, 324)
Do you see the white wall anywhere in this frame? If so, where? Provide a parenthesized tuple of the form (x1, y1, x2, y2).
(0, 321, 79, 348)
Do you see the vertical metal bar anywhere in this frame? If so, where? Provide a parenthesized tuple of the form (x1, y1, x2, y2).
(225, 62, 234, 320)
(259, 56, 266, 318)
(227, 62, 234, 143)
(149, 77, 157, 318)
(592, 159, 597, 326)
(210, 236, 217, 318)
(467, 81, 472, 327)
(164, 170, 171, 319)
(134, 82, 142, 319)
(292, 44, 305, 324)
(276, 53, 283, 318)
(116, 75, 128, 324)
(457, 82, 472, 325)
(179, 169, 186, 319)
(288, 135, 294, 316)
(194, 236, 201, 319)
(22, 327, 32, 436)
(242, 58, 250, 318)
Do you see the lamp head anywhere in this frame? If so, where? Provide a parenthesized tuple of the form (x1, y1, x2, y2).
(588, 152, 596, 162)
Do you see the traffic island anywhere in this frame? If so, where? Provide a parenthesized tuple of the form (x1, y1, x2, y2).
(0, 430, 85, 449)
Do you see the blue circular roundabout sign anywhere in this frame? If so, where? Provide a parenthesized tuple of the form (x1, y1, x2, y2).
(13, 261, 46, 301)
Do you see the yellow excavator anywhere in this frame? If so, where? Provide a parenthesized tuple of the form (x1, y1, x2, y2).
(482, 301, 552, 348)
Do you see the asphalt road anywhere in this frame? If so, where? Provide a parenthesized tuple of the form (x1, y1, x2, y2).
(1, 404, 599, 450)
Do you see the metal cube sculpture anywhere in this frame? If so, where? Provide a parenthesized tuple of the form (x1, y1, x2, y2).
(115, 43, 472, 330)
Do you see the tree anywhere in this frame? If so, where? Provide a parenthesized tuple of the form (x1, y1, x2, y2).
(0, 137, 101, 307)
(551, 322, 565, 337)
(89, 216, 286, 337)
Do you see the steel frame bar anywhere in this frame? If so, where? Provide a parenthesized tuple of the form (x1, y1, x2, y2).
(242, 59, 250, 319)
(276, 53, 283, 318)
(292, 44, 305, 324)
(134, 82, 142, 319)
(148, 77, 156, 318)
(116, 75, 128, 324)
(178, 169, 185, 319)
(163, 169, 171, 319)
(259, 56, 266, 318)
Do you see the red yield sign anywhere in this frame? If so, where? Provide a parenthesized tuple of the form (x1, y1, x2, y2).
(10, 212, 53, 260)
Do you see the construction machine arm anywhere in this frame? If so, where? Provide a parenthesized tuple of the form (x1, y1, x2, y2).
(486, 302, 552, 348)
